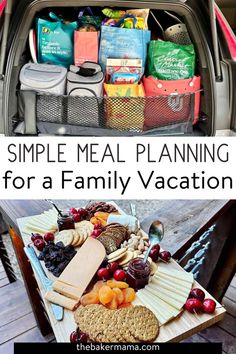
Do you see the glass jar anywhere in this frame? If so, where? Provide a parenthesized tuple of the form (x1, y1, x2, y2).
(126, 258, 151, 290)
(57, 211, 75, 232)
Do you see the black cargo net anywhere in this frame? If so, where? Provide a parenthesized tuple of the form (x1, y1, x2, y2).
(36, 93, 195, 133)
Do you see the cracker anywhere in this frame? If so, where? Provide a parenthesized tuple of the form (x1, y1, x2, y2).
(74, 304, 159, 343)
(55, 230, 73, 246)
(72, 230, 80, 246)
(124, 306, 159, 342)
(118, 251, 134, 266)
(107, 247, 127, 261)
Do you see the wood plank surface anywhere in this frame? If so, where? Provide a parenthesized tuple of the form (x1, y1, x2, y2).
(17, 202, 226, 343)
(0, 312, 37, 344)
(199, 326, 235, 354)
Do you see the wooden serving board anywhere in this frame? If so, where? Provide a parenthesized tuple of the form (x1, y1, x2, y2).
(17, 202, 226, 343)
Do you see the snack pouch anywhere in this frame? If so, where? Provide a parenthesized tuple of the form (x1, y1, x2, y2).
(147, 40, 196, 80)
(37, 12, 77, 67)
(126, 9, 150, 30)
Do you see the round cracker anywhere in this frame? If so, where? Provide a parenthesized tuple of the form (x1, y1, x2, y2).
(55, 230, 73, 246)
(72, 230, 80, 246)
(107, 247, 127, 261)
(118, 251, 134, 266)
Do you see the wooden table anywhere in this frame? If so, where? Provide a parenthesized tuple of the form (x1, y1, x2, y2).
(0, 200, 235, 339)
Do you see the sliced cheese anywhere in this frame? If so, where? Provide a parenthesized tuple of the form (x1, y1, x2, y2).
(45, 290, 79, 311)
(136, 292, 172, 325)
(148, 283, 188, 303)
(154, 274, 192, 293)
(53, 280, 81, 300)
(154, 272, 193, 286)
(144, 286, 184, 310)
(157, 267, 193, 282)
(151, 277, 190, 297)
(25, 225, 51, 234)
(139, 288, 180, 318)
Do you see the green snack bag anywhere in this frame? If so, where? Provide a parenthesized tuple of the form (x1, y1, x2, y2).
(37, 12, 77, 68)
(147, 40, 196, 80)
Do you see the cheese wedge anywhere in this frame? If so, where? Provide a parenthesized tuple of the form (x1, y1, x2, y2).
(157, 267, 193, 282)
(58, 238, 106, 295)
(53, 280, 81, 300)
(45, 290, 79, 311)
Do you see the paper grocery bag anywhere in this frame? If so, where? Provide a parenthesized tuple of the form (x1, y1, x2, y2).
(74, 31, 99, 66)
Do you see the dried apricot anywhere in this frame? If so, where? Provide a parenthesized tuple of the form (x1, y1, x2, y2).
(92, 280, 106, 293)
(106, 292, 118, 310)
(107, 280, 129, 289)
(118, 303, 133, 309)
(94, 212, 109, 221)
(122, 288, 136, 303)
(96, 217, 107, 226)
(112, 288, 124, 305)
(98, 285, 114, 305)
(80, 292, 99, 306)
(90, 217, 100, 225)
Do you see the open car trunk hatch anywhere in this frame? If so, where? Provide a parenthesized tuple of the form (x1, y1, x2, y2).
(1, 0, 219, 136)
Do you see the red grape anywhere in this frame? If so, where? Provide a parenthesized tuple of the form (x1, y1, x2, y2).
(34, 239, 45, 251)
(31, 233, 43, 242)
(113, 269, 126, 281)
(44, 232, 54, 243)
(97, 267, 111, 280)
(70, 331, 78, 343)
(70, 208, 78, 215)
(202, 299, 216, 314)
(149, 248, 159, 262)
(73, 213, 81, 223)
(189, 288, 205, 302)
(159, 251, 171, 262)
(184, 298, 203, 313)
(107, 262, 119, 274)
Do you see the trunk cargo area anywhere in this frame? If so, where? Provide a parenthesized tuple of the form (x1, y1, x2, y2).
(3, 0, 217, 136)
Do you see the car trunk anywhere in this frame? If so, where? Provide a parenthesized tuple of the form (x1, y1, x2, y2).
(2, 0, 218, 136)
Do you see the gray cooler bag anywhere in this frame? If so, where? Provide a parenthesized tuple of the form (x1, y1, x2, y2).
(20, 63, 67, 95)
(66, 62, 104, 127)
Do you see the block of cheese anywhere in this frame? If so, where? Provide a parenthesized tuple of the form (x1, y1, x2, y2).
(45, 290, 79, 311)
(53, 280, 82, 300)
(58, 237, 106, 297)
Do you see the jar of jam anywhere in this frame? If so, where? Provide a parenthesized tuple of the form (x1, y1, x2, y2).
(57, 211, 75, 232)
(126, 258, 151, 290)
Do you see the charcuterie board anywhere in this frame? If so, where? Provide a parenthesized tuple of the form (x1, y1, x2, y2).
(17, 201, 226, 343)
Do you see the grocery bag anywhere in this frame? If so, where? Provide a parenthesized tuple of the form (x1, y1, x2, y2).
(37, 12, 77, 67)
(147, 40, 196, 80)
(104, 83, 145, 131)
(99, 25, 151, 72)
(143, 75, 201, 125)
(74, 31, 99, 66)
